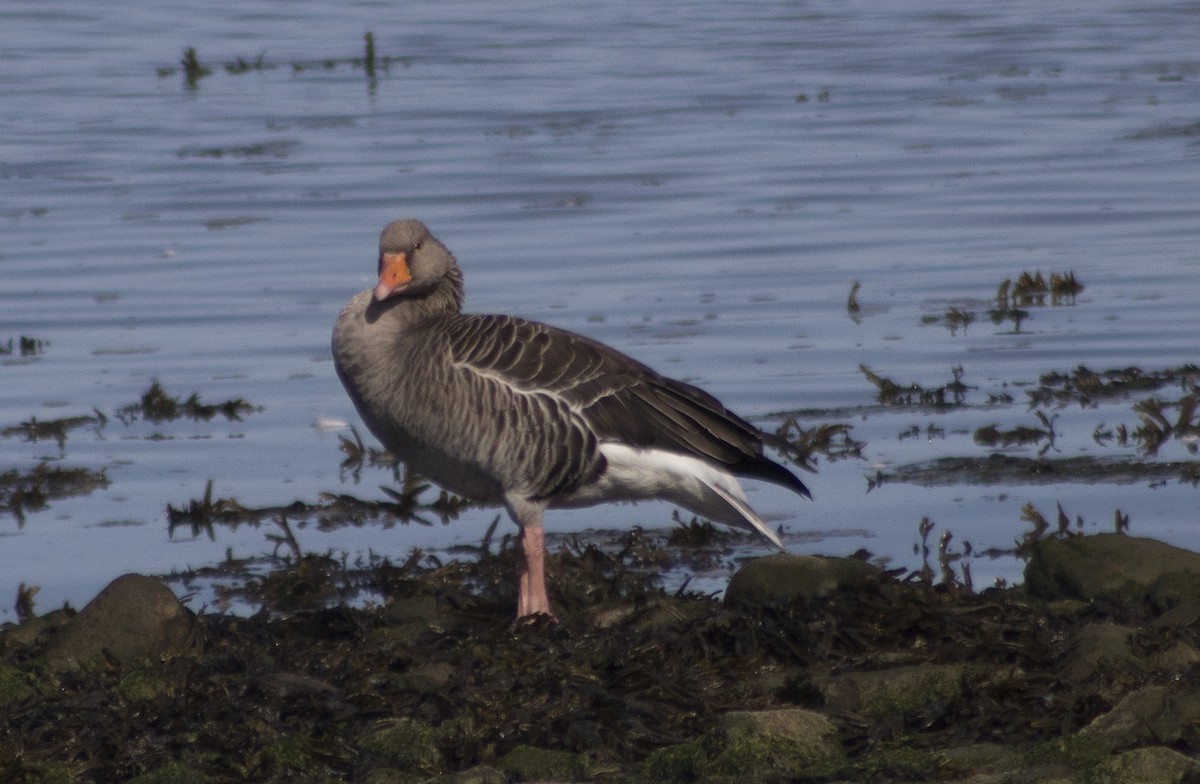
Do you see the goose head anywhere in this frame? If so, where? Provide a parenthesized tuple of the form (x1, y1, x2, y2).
(373, 219, 459, 302)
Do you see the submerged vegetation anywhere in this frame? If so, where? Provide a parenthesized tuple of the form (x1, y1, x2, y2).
(916, 269, 1083, 335)
(0, 463, 108, 527)
(1, 382, 257, 524)
(859, 364, 971, 407)
(1, 412, 105, 450)
(160, 33, 406, 89)
(114, 379, 257, 424)
(0, 335, 45, 358)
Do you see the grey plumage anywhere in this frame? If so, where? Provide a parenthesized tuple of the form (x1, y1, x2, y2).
(333, 219, 811, 616)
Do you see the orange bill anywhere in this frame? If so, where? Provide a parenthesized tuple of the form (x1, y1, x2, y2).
(373, 251, 412, 300)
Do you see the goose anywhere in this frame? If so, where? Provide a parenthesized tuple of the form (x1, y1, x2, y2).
(332, 219, 812, 618)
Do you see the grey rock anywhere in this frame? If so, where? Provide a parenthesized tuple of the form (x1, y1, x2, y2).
(725, 553, 878, 606)
(1025, 534, 1200, 613)
(1086, 746, 1200, 784)
(708, 708, 845, 780)
(45, 573, 201, 671)
(1081, 684, 1200, 749)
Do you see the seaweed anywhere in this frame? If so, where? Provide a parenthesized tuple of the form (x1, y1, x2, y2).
(159, 35, 408, 87)
(0, 335, 46, 357)
(772, 420, 862, 465)
(166, 473, 475, 540)
(116, 380, 257, 424)
(860, 365, 972, 407)
(180, 47, 212, 89)
(973, 410, 1057, 454)
(0, 411, 106, 450)
(0, 462, 109, 526)
(1028, 364, 1200, 408)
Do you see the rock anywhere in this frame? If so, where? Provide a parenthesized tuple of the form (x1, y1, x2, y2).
(255, 671, 342, 699)
(44, 574, 201, 671)
(122, 761, 211, 784)
(366, 661, 457, 695)
(0, 663, 39, 708)
(707, 708, 845, 781)
(118, 664, 183, 702)
(1024, 534, 1200, 613)
(394, 661, 457, 694)
(1059, 623, 1200, 684)
(643, 712, 842, 784)
(422, 766, 505, 784)
(1059, 623, 1138, 683)
(495, 745, 589, 781)
(0, 608, 71, 648)
(1081, 685, 1200, 749)
(820, 663, 964, 716)
(377, 594, 447, 646)
(589, 596, 709, 630)
(1085, 746, 1200, 783)
(1146, 638, 1200, 672)
(642, 739, 708, 783)
(357, 717, 442, 771)
(1146, 570, 1200, 625)
(386, 594, 440, 625)
(934, 742, 1023, 774)
(859, 741, 1037, 783)
(724, 553, 878, 607)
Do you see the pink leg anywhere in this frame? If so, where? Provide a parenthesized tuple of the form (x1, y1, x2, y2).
(517, 524, 553, 618)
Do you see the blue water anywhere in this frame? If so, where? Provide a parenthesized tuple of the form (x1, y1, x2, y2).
(3, 0, 1200, 618)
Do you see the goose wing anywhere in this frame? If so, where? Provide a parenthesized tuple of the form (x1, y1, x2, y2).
(443, 314, 810, 497)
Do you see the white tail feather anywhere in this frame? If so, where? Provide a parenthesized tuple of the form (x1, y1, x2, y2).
(706, 481, 785, 550)
(564, 443, 788, 549)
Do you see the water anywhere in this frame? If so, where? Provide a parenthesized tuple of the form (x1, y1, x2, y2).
(3, 0, 1199, 619)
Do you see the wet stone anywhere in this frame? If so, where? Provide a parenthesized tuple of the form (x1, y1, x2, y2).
(1087, 746, 1200, 784)
(1081, 685, 1200, 750)
(356, 717, 442, 773)
(724, 553, 879, 607)
(708, 708, 845, 781)
(495, 745, 590, 782)
(819, 663, 965, 717)
(1059, 623, 1139, 684)
(45, 573, 202, 671)
(378, 660, 458, 695)
(422, 767, 506, 784)
(1024, 534, 1200, 613)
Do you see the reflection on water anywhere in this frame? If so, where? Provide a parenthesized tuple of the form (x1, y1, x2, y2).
(3, 0, 1200, 618)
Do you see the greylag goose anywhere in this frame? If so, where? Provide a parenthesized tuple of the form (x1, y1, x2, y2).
(332, 219, 811, 618)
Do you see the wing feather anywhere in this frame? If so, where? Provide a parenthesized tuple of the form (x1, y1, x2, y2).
(441, 313, 810, 498)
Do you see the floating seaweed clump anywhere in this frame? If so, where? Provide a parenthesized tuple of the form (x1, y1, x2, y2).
(116, 380, 258, 424)
(0, 335, 45, 357)
(159, 34, 408, 87)
(973, 410, 1057, 454)
(1124, 392, 1200, 456)
(0, 411, 106, 450)
(1029, 364, 1200, 408)
(860, 365, 972, 407)
(921, 306, 977, 335)
(772, 419, 862, 466)
(880, 452, 1200, 488)
(998, 270, 1084, 307)
(0, 462, 108, 525)
(921, 270, 1086, 336)
(166, 474, 474, 540)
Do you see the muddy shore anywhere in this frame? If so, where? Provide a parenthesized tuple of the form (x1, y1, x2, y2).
(4, 532, 1200, 783)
